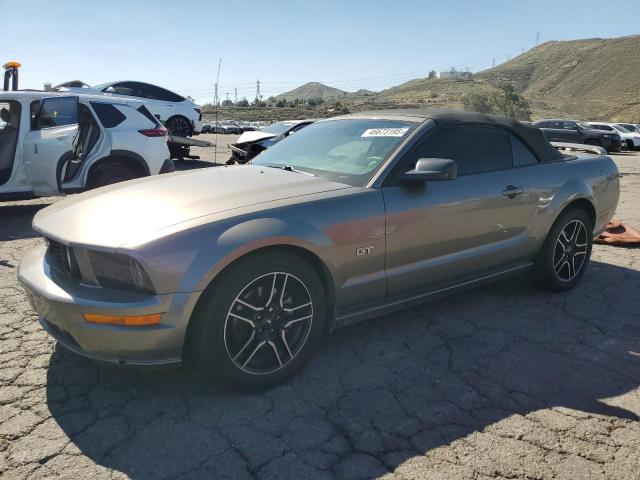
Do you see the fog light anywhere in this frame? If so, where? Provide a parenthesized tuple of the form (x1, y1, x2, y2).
(83, 313, 162, 326)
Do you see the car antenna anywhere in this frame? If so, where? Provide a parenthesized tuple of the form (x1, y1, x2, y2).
(214, 57, 222, 165)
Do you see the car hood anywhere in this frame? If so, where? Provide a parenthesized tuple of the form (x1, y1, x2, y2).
(33, 165, 349, 249)
(235, 131, 278, 145)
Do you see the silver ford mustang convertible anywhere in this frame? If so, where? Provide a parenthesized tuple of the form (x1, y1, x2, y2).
(19, 109, 620, 390)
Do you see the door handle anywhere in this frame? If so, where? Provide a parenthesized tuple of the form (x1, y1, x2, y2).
(502, 185, 525, 198)
(56, 135, 68, 141)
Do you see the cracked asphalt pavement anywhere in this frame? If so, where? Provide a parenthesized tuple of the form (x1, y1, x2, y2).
(1, 146, 639, 479)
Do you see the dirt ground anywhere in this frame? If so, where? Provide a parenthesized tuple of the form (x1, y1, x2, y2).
(1, 147, 639, 480)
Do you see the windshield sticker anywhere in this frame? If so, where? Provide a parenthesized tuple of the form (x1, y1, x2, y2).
(361, 127, 410, 138)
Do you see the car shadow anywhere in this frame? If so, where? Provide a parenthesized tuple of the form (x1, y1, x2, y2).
(0, 202, 52, 241)
(45, 259, 640, 479)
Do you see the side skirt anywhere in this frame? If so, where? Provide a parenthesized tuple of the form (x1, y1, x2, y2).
(333, 263, 533, 329)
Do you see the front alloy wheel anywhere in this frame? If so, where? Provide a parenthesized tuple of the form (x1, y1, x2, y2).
(191, 252, 326, 391)
(224, 272, 313, 374)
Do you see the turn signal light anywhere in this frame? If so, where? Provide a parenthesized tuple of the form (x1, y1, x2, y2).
(83, 313, 162, 326)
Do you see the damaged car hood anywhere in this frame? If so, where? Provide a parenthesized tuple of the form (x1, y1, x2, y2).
(33, 165, 350, 249)
(235, 131, 278, 145)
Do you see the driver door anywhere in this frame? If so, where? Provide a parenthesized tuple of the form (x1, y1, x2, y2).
(22, 96, 78, 196)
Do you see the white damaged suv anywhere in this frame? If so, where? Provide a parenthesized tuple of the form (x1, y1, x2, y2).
(0, 91, 173, 200)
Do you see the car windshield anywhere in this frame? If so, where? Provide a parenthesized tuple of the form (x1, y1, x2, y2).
(261, 122, 298, 135)
(613, 125, 630, 133)
(577, 122, 591, 129)
(252, 119, 417, 187)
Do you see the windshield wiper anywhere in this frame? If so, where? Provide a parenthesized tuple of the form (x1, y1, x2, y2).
(262, 164, 316, 177)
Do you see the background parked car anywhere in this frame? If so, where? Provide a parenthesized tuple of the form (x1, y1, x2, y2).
(60, 80, 203, 138)
(228, 119, 315, 164)
(587, 122, 640, 151)
(533, 119, 622, 152)
(0, 91, 172, 199)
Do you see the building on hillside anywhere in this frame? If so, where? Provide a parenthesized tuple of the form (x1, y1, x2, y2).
(437, 69, 472, 80)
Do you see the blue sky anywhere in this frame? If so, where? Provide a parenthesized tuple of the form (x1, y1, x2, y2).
(2, 0, 637, 104)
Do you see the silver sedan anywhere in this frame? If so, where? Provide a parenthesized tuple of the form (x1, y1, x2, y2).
(18, 109, 620, 390)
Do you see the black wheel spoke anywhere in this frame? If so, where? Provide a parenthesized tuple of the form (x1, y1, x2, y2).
(553, 219, 589, 282)
(224, 271, 313, 374)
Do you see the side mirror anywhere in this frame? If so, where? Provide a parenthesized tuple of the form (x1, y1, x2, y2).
(401, 158, 457, 183)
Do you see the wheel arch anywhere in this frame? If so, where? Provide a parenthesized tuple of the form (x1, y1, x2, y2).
(85, 150, 150, 187)
(182, 243, 337, 360)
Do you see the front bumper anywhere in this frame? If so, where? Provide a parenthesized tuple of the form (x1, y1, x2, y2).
(192, 119, 203, 134)
(601, 137, 622, 152)
(18, 244, 197, 365)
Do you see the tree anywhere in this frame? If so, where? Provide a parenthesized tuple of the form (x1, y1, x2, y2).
(236, 97, 250, 107)
(221, 99, 234, 107)
(275, 99, 287, 108)
(462, 83, 531, 120)
(428, 70, 437, 80)
(307, 98, 317, 108)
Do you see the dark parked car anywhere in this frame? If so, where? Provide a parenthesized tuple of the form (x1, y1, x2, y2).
(533, 119, 622, 153)
(228, 119, 315, 164)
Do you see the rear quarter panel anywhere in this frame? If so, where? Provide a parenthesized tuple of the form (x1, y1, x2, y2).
(518, 155, 619, 258)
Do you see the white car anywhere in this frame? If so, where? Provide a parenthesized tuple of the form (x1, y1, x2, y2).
(61, 81, 203, 137)
(587, 122, 640, 151)
(0, 91, 173, 199)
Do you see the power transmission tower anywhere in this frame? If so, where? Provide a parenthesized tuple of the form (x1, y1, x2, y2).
(536, 31, 540, 45)
(234, 87, 238, 104)
(225, 92, 230, 102)
(492, 58, 496, 67)
(255, 79, 261, 101)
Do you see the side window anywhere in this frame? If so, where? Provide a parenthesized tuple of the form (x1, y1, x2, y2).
(511, 135, 538, 167)
(548, 121, 563, 129)
(91, 102, 126, 128)
(563, 121, 577, 130)
(535, 122, 548, 128)
(38, 97, 78, 129)
(30, 100, 41, 130)
(106, 82, 136, 96)
(142, 84, 184, 102)
(411, 125, 512, 176)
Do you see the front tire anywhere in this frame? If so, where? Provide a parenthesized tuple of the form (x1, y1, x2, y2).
(191, 251, 327, 391)
(533, 208, 593, 291)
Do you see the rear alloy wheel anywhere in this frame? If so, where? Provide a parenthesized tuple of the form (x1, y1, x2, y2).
(165, 116, 191, 138)
(534, 208, 593, 291)
(192, 252, 326, 391)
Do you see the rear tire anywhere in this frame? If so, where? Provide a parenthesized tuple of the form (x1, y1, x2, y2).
(89, 162, 138, 189)
(166, 116, 192, 138)
(533, 208, 593, 292)
(190, 251, 327, 391)
(626, 140, 634, 151)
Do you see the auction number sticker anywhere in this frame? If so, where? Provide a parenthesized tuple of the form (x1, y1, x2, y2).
(361, 127, 410, 137)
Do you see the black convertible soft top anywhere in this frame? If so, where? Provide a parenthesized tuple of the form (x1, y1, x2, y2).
(343, 108, 564, 163)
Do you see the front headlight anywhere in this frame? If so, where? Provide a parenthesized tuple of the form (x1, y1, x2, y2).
(87, 251, 154, 294)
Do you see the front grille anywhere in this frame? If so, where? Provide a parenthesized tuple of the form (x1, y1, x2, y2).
(46, 238, 80, 279)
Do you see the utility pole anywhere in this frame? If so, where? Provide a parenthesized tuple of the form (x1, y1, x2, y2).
(536, 31, 540, 45)
(234, 87, 238, 104)
(506, 54, 511, 61)
(492, 58, 496, 68)
(256, 79, 261, 101)
(522, 47, 525, 54)
(214, 83, 218, 106)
